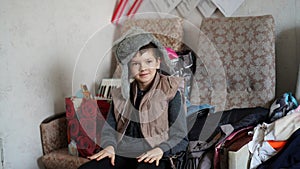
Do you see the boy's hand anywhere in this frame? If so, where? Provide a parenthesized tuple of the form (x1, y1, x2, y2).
(137, 147, 163, 166)
(88, 146, 115, 166)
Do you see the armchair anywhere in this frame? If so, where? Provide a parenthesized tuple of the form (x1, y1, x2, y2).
(40, 112, 88, 169)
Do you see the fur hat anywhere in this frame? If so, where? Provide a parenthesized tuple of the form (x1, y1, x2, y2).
(113, 27, 175, 99)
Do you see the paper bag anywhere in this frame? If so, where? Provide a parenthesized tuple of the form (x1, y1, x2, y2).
(65, 97, 110, 157)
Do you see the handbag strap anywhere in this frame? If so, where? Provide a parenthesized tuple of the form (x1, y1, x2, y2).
(198, 111, 223, 141)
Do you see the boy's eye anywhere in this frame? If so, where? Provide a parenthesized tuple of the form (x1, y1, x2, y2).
(146, 60, 153, 64)
(131, 62, 138, 66)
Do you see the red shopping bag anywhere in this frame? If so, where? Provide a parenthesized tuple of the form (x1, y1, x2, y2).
(65, 97, 110, 157)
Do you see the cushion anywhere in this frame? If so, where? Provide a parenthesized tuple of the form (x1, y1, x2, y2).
(121, 18, 184, 51)
(190, 15, 276, 111)
(42, 148, 88, 169)
(40, 116, 68, 155)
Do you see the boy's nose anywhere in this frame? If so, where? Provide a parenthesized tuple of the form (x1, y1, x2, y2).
(139, 62, 147, 71)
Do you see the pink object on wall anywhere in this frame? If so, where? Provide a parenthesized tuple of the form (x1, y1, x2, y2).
(165, 47, 178, 60)
(111, 0, 129, 24)
(126, 0, 143, 18)
(111, 0, 143, 24)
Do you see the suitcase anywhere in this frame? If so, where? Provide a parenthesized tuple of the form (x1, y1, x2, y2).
(214, 126, 254, 169)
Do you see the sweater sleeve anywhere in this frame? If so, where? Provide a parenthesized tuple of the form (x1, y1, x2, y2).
(158, 91, 189, 157)
(100, 102, 118, 150)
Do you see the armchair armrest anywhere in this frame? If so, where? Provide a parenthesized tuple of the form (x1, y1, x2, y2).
(40, 112, 68, 155)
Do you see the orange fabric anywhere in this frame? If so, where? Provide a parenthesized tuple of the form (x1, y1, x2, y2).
(268, 141, 287, 151)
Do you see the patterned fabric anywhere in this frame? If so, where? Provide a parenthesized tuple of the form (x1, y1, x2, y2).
(190, 15, 276, 111)
(121, 18, 184, 51)
(40, 115, 68, 155)
(42, 148, 89, 169)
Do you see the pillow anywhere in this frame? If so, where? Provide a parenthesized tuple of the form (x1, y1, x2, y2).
(121, 18, 184, 51)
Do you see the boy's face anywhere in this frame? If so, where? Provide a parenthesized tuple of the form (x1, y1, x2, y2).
(129, 48, 160, 88)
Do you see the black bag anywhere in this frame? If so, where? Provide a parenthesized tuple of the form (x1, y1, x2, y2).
(168, 151, 187, 169)
(184, 108, 224, 169)
(167, 107, 213, 169)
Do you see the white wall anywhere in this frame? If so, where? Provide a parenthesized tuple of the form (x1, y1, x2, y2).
(0, 0, 116, 168)
(0, 0, 299, 168)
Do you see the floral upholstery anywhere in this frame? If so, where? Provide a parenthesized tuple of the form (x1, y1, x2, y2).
(40, 113, 68, 155)
(42, 148, 89, 169)
(121, 18, 184, 51)
(189, 15, 276, 111)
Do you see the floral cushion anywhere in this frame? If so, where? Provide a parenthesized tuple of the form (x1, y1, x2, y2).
(121, 18, 184, 51)
(42, 148, 89, 169)
(190, 15, 276, 111)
